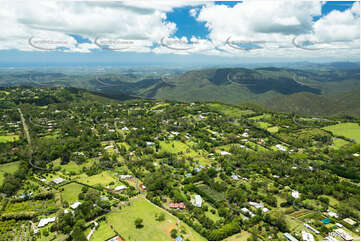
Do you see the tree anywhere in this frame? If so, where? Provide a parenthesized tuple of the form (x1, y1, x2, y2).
(135, 218, 143, 228)
(170, 229, 178, 239)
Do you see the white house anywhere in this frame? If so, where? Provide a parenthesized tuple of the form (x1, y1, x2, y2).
(276, 144, 287, 151)
(334, 229, 353, 241)
(70, 201, 81, 209)
(292, 190, 300, 199)
(193, 195, 202, 207)
(301, 231, 314, 241)
(114, 185, 127, 191)
(220, 151, 231, 156)
(52, 177, 65, 185)
(38, 217, 56, 228)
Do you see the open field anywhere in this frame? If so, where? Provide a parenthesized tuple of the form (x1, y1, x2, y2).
(75, 171, 117, 186)
(0, 161, 20, 185)
(323, 123, 360, 143)
(225, 231, 252, 241)
(209, 103, 254, 118)
(0, 135, 19, 143)
(106, 197, 206, 241)
(89, 221, 116, 241)
(60, 182, 84, 203)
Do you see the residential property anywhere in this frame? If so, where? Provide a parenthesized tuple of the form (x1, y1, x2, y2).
(343, 218, 357, 226)
(52, 177, 66, 185)
(169, 202, 186, 209)
(334, 228, 353, 241)
(283, 233, 298, 241)
(220, 151, 231, 156)
(114, 185, 127, 191)
(276, 144, 287, 151)
(304, 223, 320, 234)
(38, 217, 56, 228)
(192, 195, 202, 207)
(70, 201, 81, 209)
(301, 231, 314, 241)
(119, 175, 132, 180)
(291, 190, 300, 199)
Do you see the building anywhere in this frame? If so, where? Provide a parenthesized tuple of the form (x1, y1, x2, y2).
(292, 190, 300, 199)
(169, 202, 186, 209)
(114, 185, 127, 191)
(70, 201, 81, 209)
(220, 151, 231, 156)
(343, 218, 357, 226)
(321, 218, 331, 224)
(283, 233, 298, 241)
(334, 228, 353, 241)
(193, 195, 202, 207)
(52, 177, 65, 185)
(276, 144, 287, 151)
(301, 231, 314, 241)
(304, 223, 320, 234)
(119, 175, 132, 180)
(38, 217, 56, 228)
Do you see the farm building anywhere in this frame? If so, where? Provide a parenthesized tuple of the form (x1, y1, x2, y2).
(301, 231, 314, 241)
(334, 228, 353, 241)
(343, 218, 357, 226)
(114, 185, 127, 191)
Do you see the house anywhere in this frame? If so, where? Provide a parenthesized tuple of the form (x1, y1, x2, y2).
(334, 228, 353, 241)
(38, 217, 56, 228)
(52, 177, 65, 185)
(301, 231, 314, 241)
(70, 201, 81, 209)
(276, 144, 287, 151)
(169, 202, 186, 209)
(122, 127, 129, 131)
(193, 195, 202, 207)
(231, 175, 239, 181)
(324, 236, 337, 241)
(343, 218, 357, 226)
(146, 141, 155, 146)
(335, 223, 343, 228)
(114, 185, 127, 191)
(140, 184, 146, 191)
(176, 235, 184, 241)
(119, 175, 132, 180)
(220, 151, 231, 156)
(108, 236, 123, 241)
(292, 190, 300, 199)
(242, 132, 249, 138)
(304, 223, 320, 234)
(249, 201, 264, 209)
(283, 233, 298, 241)
(104, 145, 114, 150)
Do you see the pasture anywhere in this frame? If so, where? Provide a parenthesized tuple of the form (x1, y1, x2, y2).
(106, 197, 205, 241)
(323, 123, 360, 143)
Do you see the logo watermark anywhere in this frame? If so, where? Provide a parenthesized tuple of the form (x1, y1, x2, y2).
(94, 37, 135, 50)
(28, 36, 71, 51)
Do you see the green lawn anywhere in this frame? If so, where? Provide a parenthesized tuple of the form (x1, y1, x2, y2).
(0, 161, 20, 185)
(0, 135, 19, 143)
(61, 182, 84, 203)
(323, 123, 360, 143)
(54, 159, 94, 174)
(225, 231, 252, 241)
(257, 121, 272, 129)
(90, 221, 116, 241)
(209, 103, 254, 118)
(76, 171, 117, 186)
(106, 198, 206, 241)
(267, 126, 279, 133)
(332, 138, 351, 149)
(160, 140, 198, 156)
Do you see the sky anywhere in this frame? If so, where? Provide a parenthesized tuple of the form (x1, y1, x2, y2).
(0, 0, 359, 66)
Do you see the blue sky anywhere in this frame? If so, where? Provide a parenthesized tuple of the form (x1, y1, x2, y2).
(0, 1, 359, 66)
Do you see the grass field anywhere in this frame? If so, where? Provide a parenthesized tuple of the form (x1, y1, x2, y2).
(54, 159, 94, 174)
(160, 140, 198, 156)
(0, 161, 20, 185)
(0, 135, 19, 143)
(61, 182, 84, 203)
(225, 231, 251, 241)
(323, 123, 360, 143)
(209, 103, 254, 118)
(267, 126, 279, 133)
(106, 197, 206, 241)
(257, 121, 272, 129)
(90, 221, 116, 241)
(197, 184, 226, 202)
(332, 138, 351, 149)
(76, 171, 117, 186)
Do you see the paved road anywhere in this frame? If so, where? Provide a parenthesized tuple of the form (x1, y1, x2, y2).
(18, 108, 31, 145)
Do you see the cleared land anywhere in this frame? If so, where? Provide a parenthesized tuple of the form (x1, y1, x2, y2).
(0, 161, 20, 185)
(106, 197, 206, 241)
(323, 123, 360, 143)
